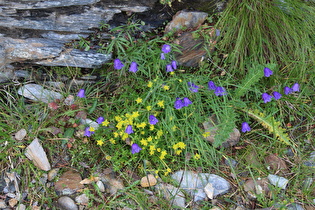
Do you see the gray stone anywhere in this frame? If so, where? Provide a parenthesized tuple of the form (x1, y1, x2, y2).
(96, 180, 105, 192)
(57, 196, 78, 210)
(155, 183, 186, 208)
(25, 138, 52, 171)
(16, 204, 26, 210)
(14, 129, 27, 141)
(18, 84, 63, 103)
(171, 170, 230, 201)
(75, 194, 89, 205)
(267, 174, 289, 190)
(287, 203, 305, 210)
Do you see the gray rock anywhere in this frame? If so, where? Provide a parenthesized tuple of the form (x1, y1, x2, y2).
(155, 183, 186, 208)
(25, 138, 52, 171)
(16, 204, 26, 210)
(14, 70, 31, 79)
(0, 69, 14, 83)
(171, 170, 230, 201)
(18, 84, 63, 103)
(75, 194, 89, 205)
(96, 180, 105, 192)
(57, 196, 78, 210)
(287, 203, 305, 210)
(14, 129, 27, 141)
(267, 174, 289, 190)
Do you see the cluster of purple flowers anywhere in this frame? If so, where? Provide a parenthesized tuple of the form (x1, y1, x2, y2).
(113, 58, 138, 73)
(208, 81, 227, 96)
(261, 67, 300, 103)
(174, 97, 192, 109)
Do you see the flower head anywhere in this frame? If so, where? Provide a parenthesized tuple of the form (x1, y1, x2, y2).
(182, 97, 192, 107)
(188, 82, 199, 92)
(272, 91, 282, 100)
(162, 44, 171, 54)
(125, 125, 134, 134)
(241, 122, 251, 133)
(149, 115, 159, 125)
(96, 116, 104, 124)
(160, 53, 165, 60)
(84, 127, 94, 137)
(171, 60, 177, 70)
(77, 89, 86, 98)
(174, 98, 184, 109)
(264, 67, 273, 77)
(131, 143, 142, 154)
(96, 139, 104, 146)
(114, 58, 124, 70)
(292, 83, 300, 92)
(284, 86, 293, 95)
(208, 81, 217, 90)
(166, 64, 173, 72)
(214, 86, 227, 96)
(129, 61, 138, 73)
(262, 93, 272, 103)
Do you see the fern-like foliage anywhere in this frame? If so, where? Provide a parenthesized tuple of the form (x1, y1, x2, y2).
(246, 109, 297, 150)
(235, 63, 277, 98)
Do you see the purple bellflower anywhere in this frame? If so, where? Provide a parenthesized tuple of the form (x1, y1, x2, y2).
(292, 83, 300, 92)
(84, 127, 94, 137)
(129, 61, 138, 73)
(241, 122, 251, 133)
(114, 58, 124, 70)
(125, 125, 134, 134)
(96, 116, 104, 124)
(166, 64, 173, 72)
(149, 115, 159, 125)
(264, 67, 273, 77)
(208, 81, 217, 90)
(171, 60, 177, 70)
(174, 98, 184, 110)
(188, 82, 199, 92)
(160, 53, 165, 60)
(284, 86, 293, 95)
(262, 93, 272, 103)
(131, 143, 142, 154)
(162, 44, 171, 54)
(214, 86, 227, 96)
(272, 91, 282, 100)
(182, 97, 192, 107)
(77, 89, 86, 98)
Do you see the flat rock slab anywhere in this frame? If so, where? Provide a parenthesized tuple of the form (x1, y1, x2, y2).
(55, 170, 84, 195)
(18, 84, 63, 103)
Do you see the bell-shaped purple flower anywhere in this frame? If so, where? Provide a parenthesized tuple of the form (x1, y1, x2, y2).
(174, 98, 184, 110)
(84, 127, 94, 137)
(262, 93, 272, 103)
(171, 60, 177, 70)
(284, 86, 293, 95)
(162, 44, 171, 54)
(96, 116, 104, 124)
(182, 97, 192, 107)
(129, 61, 138, 73)
(149, 115, 159, 125)
(214, 86, 227, 96)
(131, 143, 142, 154)
(241, 122, 251, 133)
(292, 83, 300, 92)
(77, 89, 86, 98)
(272, 91, 282, 100)
(166, 64, 173, 72)
(114, 58, 124, 70)
(208, 81, 217, 90)
(125, 125, 134, 134)
(264, 67, 273, 77)
(188, 82, 199, 93)
(160, 53, 165, 60)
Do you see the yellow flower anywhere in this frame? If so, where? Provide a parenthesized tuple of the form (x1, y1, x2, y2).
(137, 122, 146, 129)
(135, 97, 142, 103)
(131, 111, 140, 118)
(89, 127, 95, 132)
(109, 138, 116, 144)
(157, 148, 161, 152)
(147, 81, 153, 88)
(163, 85, 170, 91)
(171, 125, 177, 131)
(170, 71, 175, 75)
(194, 153, 201, 160)
(157, 130, 163, 138)
(147, 136, 153, 142)
(102, 119, 110, 126)
(140, 131, 145, 135)
(96, 139, 104, 146)
(113, 132, 119, 138)
(175, 150, 182, 155)
(121, 133, 128, 140)
(116, 122, 123, 130)
(178, 79, 182, 82)
(140, 138, 148, 146)
(202, 132, 211, 138)
(157, 100, 164, 108)
(146, 106, 152, 111)
(160, 150, 167, 160)
(149, 124, 155, 131)
(166, 168, 171, 173)
(105, 155, 112, 160)
(115, 116, 122, 122)
(177, 142, 186, 149)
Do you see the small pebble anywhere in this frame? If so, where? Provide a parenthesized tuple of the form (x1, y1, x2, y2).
(267, 174, 288, 189)
(96, 180, 105, 192)
(140, 174, 157, 187)
(16, 204, 26, 210)
(14, 129, 27, 141)
(75, 194, 89, 205)
(58, 196, 78, 210)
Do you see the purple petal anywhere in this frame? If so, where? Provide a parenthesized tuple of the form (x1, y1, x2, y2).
(241, 122, 251, 133)
(77, 89, 86, 98)
(131, 143, 142, 154)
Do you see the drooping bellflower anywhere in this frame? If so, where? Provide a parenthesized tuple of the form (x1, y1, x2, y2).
(160, 53, 165, 60)
(84, 127, 94, 137)
(96, 116, 104, 124)
(125, 125, 134, 134)
(162, 44, 171, 54)
(77, 89, 86, 98)
(292, 83, 300, 92)
(182, 97, 192, 106)
(264, 67, 273, 77)
(284, 86, 293, 95)
(214, 86, 227, 96)
(131, 143, 142, 154)
(171, 60, 177, 70)
(241, 122, 251, 133)
(149, 115, 159, 125)
(208, 81, 216, 90)
(129, 61, 138, 73)
(187, 82, 199, 92)
(166, 64, 173, 72)
(262, 93, 272, 103)
(114, 58, 124, 70)
(174, 98, 184, 110)
(272, 91, 282, 100)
